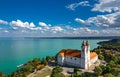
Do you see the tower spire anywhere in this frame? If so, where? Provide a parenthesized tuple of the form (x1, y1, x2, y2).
(82, 41, 86, 46)
(81, 40, 90, 69)
(86, 40, 89, 46)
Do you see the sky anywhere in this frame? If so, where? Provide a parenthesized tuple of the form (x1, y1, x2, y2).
(0, 0, 120, 37)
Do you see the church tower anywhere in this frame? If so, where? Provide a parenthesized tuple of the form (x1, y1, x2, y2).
(81, 41, 90, 69)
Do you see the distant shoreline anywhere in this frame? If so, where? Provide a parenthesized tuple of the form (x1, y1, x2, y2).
(0, 36, 120, 39)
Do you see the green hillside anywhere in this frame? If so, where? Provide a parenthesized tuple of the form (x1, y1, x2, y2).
(98, 39, 120, 51)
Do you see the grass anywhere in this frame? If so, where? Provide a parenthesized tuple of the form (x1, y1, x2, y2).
(35, 67, 52, 77)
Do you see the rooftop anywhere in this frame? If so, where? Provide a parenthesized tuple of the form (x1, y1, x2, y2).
(59, 49, 98, 60)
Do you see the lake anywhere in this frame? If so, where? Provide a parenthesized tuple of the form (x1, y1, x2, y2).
(0, 38, 104, 74)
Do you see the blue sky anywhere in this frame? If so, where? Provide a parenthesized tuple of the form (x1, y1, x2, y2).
(0, 0, 120, 37)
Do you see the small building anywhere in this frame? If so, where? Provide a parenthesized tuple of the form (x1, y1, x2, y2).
(57, 41, 98, 69)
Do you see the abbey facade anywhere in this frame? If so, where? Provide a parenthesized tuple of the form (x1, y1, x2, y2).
(57, 41, 98, 69)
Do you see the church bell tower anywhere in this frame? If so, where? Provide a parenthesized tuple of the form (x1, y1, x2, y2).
(81, 41, 90, 69)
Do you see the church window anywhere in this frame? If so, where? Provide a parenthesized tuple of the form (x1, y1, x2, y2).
(75, 58, 77, 60)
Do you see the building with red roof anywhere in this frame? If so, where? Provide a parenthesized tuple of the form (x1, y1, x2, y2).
(57, 41, 98, 69)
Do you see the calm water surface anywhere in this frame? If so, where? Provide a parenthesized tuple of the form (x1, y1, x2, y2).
(0, 38, 104, 74)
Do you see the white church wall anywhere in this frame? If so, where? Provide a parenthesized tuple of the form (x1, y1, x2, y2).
(80, 58, 85, 69)
(64, 56, 81, 67)
(57, 54, 64, 65)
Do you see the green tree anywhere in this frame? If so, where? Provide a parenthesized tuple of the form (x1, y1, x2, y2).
(41, 58, 48, 65)
(51, 73, 65, 77)
(22, 64, 33, 72)
(32, 58, 40, 65)
(111, 68, 120, 76)
(105, 65, 111, 73)
(22, 73, 27, 77)
(109, 60, 115, 66)
(117, 58, 120, 64)
(74, 68, 79, 73)
(28, 60, 34, 65)
(73, 68, 82, 77)
(51, 66, 64, 77)
(81, 72, 93, 77)
(99, 55, 104, 60)
(0, 71, 3, 77)
(94, 66, 102, 76)
(46, 56, 52, 61)
(52, 66, 63, 73)
(96, 50, 101, 55)
(105, 73, 115, 77)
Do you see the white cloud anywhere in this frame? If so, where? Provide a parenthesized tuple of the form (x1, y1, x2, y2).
(71, 27, 99, 36)
(51, 26, 63, 32)
(0, 19, 120, 37)
(75, 18, 85, 24)
(39, 22, 51, 27)
(51, 26, 64, 34)
(30, 27, 42, 30)
(0, 19, 8, 25)
(100, 29, 120, 35)
(39, 22, 48, 27)
(10, 20, 35, 29)
(92, 0, 120, 12)
(38, 22, 51, 30)
(75, 12, 120, 28)
(29, 22, 35, 28)
(66, 1, 90, 10)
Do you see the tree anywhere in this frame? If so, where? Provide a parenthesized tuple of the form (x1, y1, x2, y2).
(111, 68, 120, 76)
(74, 68, 79, 73)
(94, 66, 102, 76)
(22, 73, 27, 77)
(51, 73, 65, 77)
(52, 66, 63, 73)
(11, 72, 18, 77)
(32, 58, 40, 65)
(0, 72, 3, 77)
(73, 68, 82, 77)
(51, 66, 64, 77)
(117, 58, 120, 64)
(41, 58, 48, 65)
(46, 56, 52, 61)
(105, 73, 115, 77)
(81, 72, 93, 77)
(22, 64, 33, 72)
(96, 50, 101, 55)
(105, 65, 112, 73)
(99, 55, 104, 60)
(109, 60, 115, 66)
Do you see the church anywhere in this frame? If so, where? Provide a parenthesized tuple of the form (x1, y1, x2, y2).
(57, 41, 98, 69)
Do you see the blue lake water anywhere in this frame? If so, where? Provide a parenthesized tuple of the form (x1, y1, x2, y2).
(0, 38, 104, 74)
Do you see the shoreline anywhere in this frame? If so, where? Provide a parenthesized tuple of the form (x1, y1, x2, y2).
(0, 36, 120, 39)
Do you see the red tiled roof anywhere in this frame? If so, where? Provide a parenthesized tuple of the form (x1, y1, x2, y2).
(59, 49, 98, 59)
(90, 52, 98, 60)
(60, 49, 81, 58)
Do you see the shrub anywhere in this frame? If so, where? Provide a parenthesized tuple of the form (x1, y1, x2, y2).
(94, 66, 102, 76)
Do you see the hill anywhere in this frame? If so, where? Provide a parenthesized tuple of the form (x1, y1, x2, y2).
(98, 39, 120, 51)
